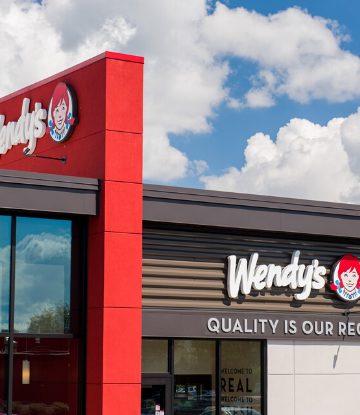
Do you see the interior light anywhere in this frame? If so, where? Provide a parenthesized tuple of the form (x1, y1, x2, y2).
(22, 360, 30, 384)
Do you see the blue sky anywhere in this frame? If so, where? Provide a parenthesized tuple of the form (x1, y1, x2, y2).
(170, 0, 360, 189)
(2, 0, 360, 203)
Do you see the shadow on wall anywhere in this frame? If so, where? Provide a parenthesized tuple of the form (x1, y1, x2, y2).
(333, 345, 340, 368)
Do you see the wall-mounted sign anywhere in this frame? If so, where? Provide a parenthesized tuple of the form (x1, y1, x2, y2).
(142, 309, 360, 342)
(227, 250, 326, 301)
(207, 314, 360, 339)
(46, 83, 78, 144)
(0, 83, 78, 156)
(0, 99, 47, 155)
(330, 255, 360, 302)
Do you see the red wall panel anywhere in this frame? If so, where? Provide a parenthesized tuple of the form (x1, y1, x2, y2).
(88, 181, 143, 235)
(87, 308, 104, 384)
(103, 308, 142, 384)
(103, 384, 141, 415)
(87, 232, 105, 309)
(86, 384, 103, 415)
(104, 131, 142, 183)
(103, 232, 142, 308)
(105, 58, 143, 134)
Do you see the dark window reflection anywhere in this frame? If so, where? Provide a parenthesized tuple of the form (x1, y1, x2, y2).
(141, 385, 165, 414)
(174, 340, 216, 415)
(13, 337, 79, 415)
(0, 216, 11, 333)
(14, 218, 72, 333)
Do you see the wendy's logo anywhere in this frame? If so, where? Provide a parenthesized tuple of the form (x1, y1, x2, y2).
(46, 83, 78, 143)
(330, 255, 360, 302)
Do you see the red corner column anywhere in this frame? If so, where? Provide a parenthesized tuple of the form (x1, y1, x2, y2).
(86, 54, 143, 415)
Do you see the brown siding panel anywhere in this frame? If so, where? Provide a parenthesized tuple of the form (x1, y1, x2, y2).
(142, 225, 360, 315)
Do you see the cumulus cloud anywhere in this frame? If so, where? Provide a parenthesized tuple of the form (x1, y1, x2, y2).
(190, 159, 209, 175)
(244, 88, 275, 108)
(143, 126, 189, 182)
(202, 4, 360, 107)
(200, 111, 360, 203)
(227, 97, 243, 109)
(1, 1, 360, 184)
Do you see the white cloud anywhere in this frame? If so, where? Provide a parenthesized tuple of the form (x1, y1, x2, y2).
(79, 17, 136, 54)
(143, 126, 189, 182)
(200, 112, 360, 203)
(202, 4, 360, 107)
(16, 232, 71, 263)
(340, 108, 360, 176)
(2, 1, 360, 184)
(227, 97, 243, 109)
(190, 159, 209, 176)
(244, 88, 275, 108)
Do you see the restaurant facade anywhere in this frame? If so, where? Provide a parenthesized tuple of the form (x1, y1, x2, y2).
(0, 52, 359, 415)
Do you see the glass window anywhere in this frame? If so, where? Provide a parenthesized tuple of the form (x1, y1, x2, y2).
(0, 214, 84, 415)
(13, 337, 80, 415)
(0, 216, 11, 333)
(174, 340, 216, 415)
(141, 384, 166, 414)
(142, 339, 168, 373)
(221, 341, 262, 414)
(14, 217, 72, 334)
(141, 339, 263, 415)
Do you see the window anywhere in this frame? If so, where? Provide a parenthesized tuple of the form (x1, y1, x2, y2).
(221, 341, 262, 414)
(14, 217, 72, 334)
(0, 215, 85, 415)
(142, 339, 264, 415)
(142, 339, 168, 373)
(174, 340, 216, 415)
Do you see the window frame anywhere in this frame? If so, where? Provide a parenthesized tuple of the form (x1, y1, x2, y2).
(0, 212, 88, 415)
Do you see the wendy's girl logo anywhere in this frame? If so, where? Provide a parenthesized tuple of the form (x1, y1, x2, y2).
(46, 83, 78, 143)
(330, 255, 360, 302)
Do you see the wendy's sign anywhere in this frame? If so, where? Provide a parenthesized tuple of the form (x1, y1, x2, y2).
(46, 83, 78, 144)
(330, 255, 360, 302)
(0, 82, 78, 156)
(0, 99, 47, 155)
(227, 251, 360, 303)
(227, 250, 326, 301)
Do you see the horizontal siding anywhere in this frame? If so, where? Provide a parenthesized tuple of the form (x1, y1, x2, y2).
(142, 226, 360, 315)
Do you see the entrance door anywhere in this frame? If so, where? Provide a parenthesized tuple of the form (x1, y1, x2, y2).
(141, 376, 171, 415)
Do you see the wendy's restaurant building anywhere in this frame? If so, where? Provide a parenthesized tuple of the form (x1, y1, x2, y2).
(0, 52, 360, 415)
